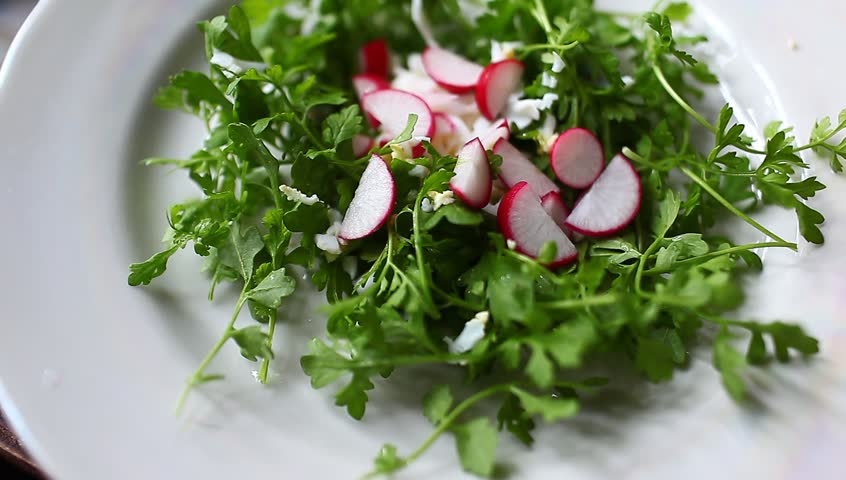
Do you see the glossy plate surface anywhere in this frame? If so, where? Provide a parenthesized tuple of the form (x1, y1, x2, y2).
(0, 1, 845, 478)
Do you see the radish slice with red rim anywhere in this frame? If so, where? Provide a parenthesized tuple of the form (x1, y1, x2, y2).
(450, 138, 492, 209)
(361, 89, 435, 138)
(422, 47, 485, 94)
(339, 155, 397, 241)
(352, 74, 390, 99)
(564, 154, 642, 237)
(476, 59, 525, 120)
(352, 134, 374, 157)
(498, 182, 577, 267)
(550, 128, 604, 189)
(478, 118, 511, 150)
(493, 139, 559, 196)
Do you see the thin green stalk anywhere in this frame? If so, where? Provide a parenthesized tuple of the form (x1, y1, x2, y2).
(540, 293, 620, 310)
(175, 288, 249, 415)
(795, 119, 846, 151)
(518, 42, 581, 54)
(652, 64, 715, 134)
(412, 190, 438, 317)
(680, 166, 794, 247)
(644, 241, 796, 275)
(258, 312, 277, 384)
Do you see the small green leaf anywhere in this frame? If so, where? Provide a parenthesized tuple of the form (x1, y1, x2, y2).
(423, 385, 454, 426)
(219, 223, 264, 282)
(746, 331, 768, 365)
(423, 203, 483, 230)
(662, 2, 693, 22)
(453, 418, 498, 477)
(323, 105, 363, 147)
(496, 394, 535, 446)
(128, 245, 180, 286)
(231, 325, 272, 362)
(300, 339, 347, 388)
(246, 267, 296, 309)
(511, 387, 580, 422)
(335, 373, 375, 420)
(372, 444, 404, 474)
(170, 70, 231, 108)
(388, 114, 419, 145)
(525, 344, 554, 389)
(714, 329, 747, 401)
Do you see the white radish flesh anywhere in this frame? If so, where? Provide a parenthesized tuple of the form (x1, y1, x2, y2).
(564, 154, 642, 237)
(477, 118, 510, 150)
(476, 59, 525, 119)
(361, 89, 435, 138)
(550, 128, 605, 189)
(493, 139, 559, 196)
(450, 138, 492, 209)
(352, 74, 390, 99)
(422, 47, 485, 94)
(339, 155, 397, 240)
(498, 182, 577, 267)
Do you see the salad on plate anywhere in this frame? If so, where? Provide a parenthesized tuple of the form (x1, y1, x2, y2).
(128, 0, 845, 476)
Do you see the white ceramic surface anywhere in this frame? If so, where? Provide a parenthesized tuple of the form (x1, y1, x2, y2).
(1, 1, 845, 479)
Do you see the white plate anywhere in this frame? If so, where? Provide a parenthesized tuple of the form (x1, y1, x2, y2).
(1, 1, 846, 479)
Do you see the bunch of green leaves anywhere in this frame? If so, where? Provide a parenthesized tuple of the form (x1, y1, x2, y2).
(128, 1, 836, 478)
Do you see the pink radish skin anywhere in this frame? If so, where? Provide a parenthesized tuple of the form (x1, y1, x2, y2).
(422, 47, 485, 94)
(352, 134, 374, 157)
(450, 138, 492, 209)
(564, 154, 642, 237)
(493, 139, 559, 196)
(540, 192, 570, 229)
(359, 39, 390, 78)
(476, 59, 525, 120)
(498, 182, 578, 267)
(550, 128, 605, 189)
(353, 74, 390, 99)
(361, 89, 435, 138)
(339, 155, 397, 241)
(478, 118, 511, 150)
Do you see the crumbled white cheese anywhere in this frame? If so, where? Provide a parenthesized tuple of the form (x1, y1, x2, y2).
(279, 185, 320, 205)
(428, 190, 455, 210)
(622, 75, 635, 87)
(541, 71, 558, 89)
(389, 136, 430, 160)
(421, 197, 434, 213)
(506, 93, 559, 129)
(538, 115, 559, 153)
(506, 239, 518, 250)
(787, 37, 799, 51)
(551, 52, 566, 73)
(409, 165, 430, 178)
(315, 234, 342, 255)
(490, 40, 524, 62)
(444, 311, 490, 354)
(300, 0, 323, 35)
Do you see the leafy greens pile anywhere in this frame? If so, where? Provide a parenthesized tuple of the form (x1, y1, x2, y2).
(128, 1, 843, 477)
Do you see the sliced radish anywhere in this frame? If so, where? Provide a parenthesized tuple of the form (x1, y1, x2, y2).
(339, 155, 397, 241)
(450, 138, 492, 209)
(498, 182, 577, 267)
(550, 128, 605, 189)
(352, 74, 390, 99)
(359, 39, 391, 78)
(564, 154, 642, 237)
(361, 89, 435, 138)
(540, 192, 569, 229)
(422, 47, 485, 94)
(493, 139, 559, 196)
(352, 134, 374, 157)
(476, 59, 525, 120)
(478, 118, 511, 150)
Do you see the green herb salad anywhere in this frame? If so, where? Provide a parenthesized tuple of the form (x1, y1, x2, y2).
(128, 0, 845, 477)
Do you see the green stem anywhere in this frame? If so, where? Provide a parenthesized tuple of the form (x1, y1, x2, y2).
(412, 190, 438, 317)
(635, 236, 663, 297)
(517, 42, 581, 54)
(531, 0, 554, 33)
(680, 166, 794, 246)
(540, 293, 620, 310)
(652, 64, 716, 134)
(258, 312, 277, 384)
(795, 120, 846, 151)
(175, 288, 248, 415)
(644, 241, 796, 275)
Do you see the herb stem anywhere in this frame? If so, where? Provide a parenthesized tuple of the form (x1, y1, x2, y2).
(795, 119, 846, 151)
(541, 293, 619, 309)
(652, 64, 715, 134)
(175, 288, 249, 415)
(680, 167, 794, 246)
(412, 190, 438, 317)
(518, 42, 581, 54)
(644, 241, 795, 275)
(258, 312, 277, 384)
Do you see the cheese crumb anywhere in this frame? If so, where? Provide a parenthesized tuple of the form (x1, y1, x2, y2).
(444, 311, 490, 354)
(491, 40, 524, 62)
(551, 52, 566, 73)
(428, 190, 455, 210)
(279, 185, 320, 205)
(506, 239, 517, 250)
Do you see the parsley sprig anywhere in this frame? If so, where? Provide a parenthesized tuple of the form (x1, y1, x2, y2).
(129, 2, 833, 477)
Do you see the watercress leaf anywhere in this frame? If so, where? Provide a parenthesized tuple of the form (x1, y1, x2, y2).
(231, 325, 272, 362)
(300, 339, 348, 388)
(423, 204, 485, 230)
(713, 329, 747, 401)
(246, 267, 296, 309)
(127, 244, 181, 286)
(335, 373, 375, 420)
(219, 223, 263, 282)
(372, 444, 404, 474)
(635, 336, 676, 382)
(228, 123, 281, 193)
(423, 384, 454, 426)
(511, 387, 580, 422)
(766, 322, 820, 361)
(323, 105, 363, 147)
(526, 343, 554, 389)
(662, 2, 693, 22)
(170, 70, 232, 108)
(496, 393, 535, 446)
(746, 331, 768, 365)
(452, 417, 498, 477)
